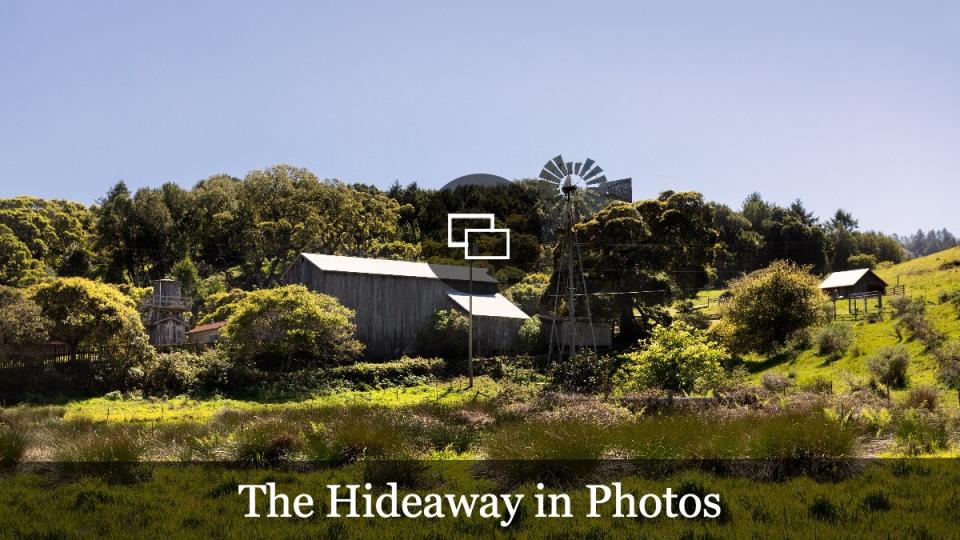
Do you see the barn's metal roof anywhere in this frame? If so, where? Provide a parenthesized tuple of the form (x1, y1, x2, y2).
(446, 292, 530, 319)
(819, 268, 885, 289)
(300, 253, 498, 283)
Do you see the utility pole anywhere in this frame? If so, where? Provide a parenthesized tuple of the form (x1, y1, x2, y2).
(468, 260, 474, 388)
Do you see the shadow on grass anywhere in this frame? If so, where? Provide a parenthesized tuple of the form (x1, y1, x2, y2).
(732, 351, 799, 374)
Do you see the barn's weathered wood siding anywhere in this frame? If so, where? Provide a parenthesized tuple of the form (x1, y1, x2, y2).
(281, 256, 519, 359)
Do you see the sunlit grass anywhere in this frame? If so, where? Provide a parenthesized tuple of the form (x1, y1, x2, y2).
(62, 377, 504, 423)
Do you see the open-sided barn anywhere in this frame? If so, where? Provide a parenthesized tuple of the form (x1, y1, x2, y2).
(819, 268, 888, 298)
(280, 253, 529, 359)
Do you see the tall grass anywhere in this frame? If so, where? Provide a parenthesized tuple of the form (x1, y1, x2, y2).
(0, 423, 26, 465)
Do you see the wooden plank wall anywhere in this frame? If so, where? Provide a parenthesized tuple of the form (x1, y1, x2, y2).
(282, 257, 521, 359)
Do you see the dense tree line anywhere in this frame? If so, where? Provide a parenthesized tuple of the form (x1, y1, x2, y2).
(0, 165, 929, 341)
(894, 229, 958, 258)
(711, 193, 905, 280)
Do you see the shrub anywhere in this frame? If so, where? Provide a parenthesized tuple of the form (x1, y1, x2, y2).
(891, 296, 943, 348)
(936, 340, 960, 407)
(719, 260, 827, 353)
(895, 409, 948, 455)
(195, 348, 249, 393)
(906, 316, 943, 348)
(549, 351, 620, 394)
(515, 316, 544, 354)
(859, 407, 893, 436)
(128, 351, 201, 397)
(808, 495, 840, 522)
(890, 295, 924, 318)
(861, 491, 892, 512)
(494, 266, 526, 286)
(0, 423, 26, 466)
(504, 273, 549, 315)
(855, 403, 892, 436)
(867, 346, 910, 393)
(904, 385, 939, 411)
(760, 372, 792, 393)
(814, 323, 853, 359)
(328, 357, 444, 387)
(220, 285, 363, 370)
(802, 376, 833, 395)
(233, 419, 304, 465)
(416, 309, 468, 361)
(618, 322, 727, 394)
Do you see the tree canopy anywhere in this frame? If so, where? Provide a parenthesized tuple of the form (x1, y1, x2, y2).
(30, 277, 151, 361)
(575, 191, 720, 341)
(0, 286, 48, 355)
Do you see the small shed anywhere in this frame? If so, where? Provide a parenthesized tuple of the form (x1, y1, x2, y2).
(819, 268, 888, 299)
(538, 316, 614, 349)
(186, 321, 226, 346)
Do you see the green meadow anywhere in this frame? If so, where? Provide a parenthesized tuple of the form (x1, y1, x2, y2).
(741, 246, 960, 401)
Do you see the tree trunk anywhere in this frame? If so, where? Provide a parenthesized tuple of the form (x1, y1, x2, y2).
(617, 296, 641, 343)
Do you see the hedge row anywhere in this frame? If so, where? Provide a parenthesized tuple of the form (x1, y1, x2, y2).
(328, 357, 446, 386)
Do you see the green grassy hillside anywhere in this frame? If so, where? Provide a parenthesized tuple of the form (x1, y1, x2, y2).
(744, 246, 960, 402)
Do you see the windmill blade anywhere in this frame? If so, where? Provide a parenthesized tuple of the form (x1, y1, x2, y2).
(581, 158, 596, 177)
(539, 167, 561, 183)
(565, 162, 574, 176)
(581, 163, 599, 181)
(583, 165, 603, 181)
(543, 159, 564, 180)
(605, 178, 632, 202)
(551, 155, 568, 176)
(573, 162, 582, 175)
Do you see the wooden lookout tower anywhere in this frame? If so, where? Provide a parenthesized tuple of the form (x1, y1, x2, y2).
(145, 279, 190, 348)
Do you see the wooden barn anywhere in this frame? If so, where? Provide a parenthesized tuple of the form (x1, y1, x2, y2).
(819, 268, 888, 299)
(280, 253, 530, 359)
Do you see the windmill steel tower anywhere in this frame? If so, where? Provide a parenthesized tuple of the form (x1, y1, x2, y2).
(537, 155, 632, 361)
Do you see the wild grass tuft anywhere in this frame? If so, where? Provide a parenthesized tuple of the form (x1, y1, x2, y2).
(0, 423, 26, 466)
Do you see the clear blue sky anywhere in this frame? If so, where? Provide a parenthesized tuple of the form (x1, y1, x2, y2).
(1, 1, 957, 234)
